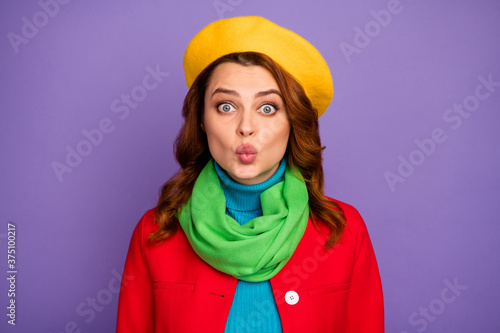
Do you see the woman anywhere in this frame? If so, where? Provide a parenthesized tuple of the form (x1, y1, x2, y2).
(117, 16, 383, 332)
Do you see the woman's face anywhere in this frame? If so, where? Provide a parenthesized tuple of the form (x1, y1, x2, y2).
(203, 62, 290, 185)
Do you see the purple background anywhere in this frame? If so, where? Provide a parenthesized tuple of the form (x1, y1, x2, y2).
(1, 0, 499, 332)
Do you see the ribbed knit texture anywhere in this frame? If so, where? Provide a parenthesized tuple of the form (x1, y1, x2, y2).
(214, 159, 285, 333)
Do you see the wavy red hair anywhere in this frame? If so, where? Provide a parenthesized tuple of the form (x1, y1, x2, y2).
(150, 52, 345, 247)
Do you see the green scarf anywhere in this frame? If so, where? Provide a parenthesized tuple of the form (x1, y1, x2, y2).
(177, 159, 309, 282)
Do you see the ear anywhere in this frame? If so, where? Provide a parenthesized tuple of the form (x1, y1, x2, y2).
(200, 123, 205, 132)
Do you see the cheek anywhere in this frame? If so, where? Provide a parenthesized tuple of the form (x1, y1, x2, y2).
(204, 119, 232, 153)
(259, 117, 290, 149)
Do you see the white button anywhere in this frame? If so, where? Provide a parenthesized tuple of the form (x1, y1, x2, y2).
(285, 290, 299, 305)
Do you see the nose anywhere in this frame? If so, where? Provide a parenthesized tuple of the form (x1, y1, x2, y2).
(237, 109, 255, 136)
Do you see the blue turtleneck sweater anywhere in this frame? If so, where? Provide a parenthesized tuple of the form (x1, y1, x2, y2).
(214, 159, 285, 333)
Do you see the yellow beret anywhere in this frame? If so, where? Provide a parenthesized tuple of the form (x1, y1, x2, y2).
(183, 16, 333, 117)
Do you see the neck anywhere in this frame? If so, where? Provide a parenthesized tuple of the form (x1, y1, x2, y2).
(214, 158, 287, 215)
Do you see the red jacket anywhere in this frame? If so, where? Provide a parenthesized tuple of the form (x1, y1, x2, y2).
(116, 198, 384, 332)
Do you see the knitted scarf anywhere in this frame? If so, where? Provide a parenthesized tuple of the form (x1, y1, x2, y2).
(177, 159, 309, 282)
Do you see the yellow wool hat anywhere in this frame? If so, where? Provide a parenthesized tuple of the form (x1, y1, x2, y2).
(183, 16, 333, 117)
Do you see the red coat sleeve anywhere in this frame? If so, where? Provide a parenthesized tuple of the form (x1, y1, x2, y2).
(116, 212, 155, 333)
(343, 204, 384, 332)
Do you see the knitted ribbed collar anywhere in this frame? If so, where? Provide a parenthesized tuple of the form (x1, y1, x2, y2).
(213, 158, 287, 213)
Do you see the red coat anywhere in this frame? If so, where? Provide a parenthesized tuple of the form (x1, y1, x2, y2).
(116, 198, 384, 332)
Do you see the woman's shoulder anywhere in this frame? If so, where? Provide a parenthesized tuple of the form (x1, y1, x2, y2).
(137, 207, 158, 226)
(129, 207, 160, 242)
(322, 195, 368, 237)
(324, 196, 363, 220)
(132, 207, 187, 248)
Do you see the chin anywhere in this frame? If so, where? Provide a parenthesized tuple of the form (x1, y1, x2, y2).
(232, 165, 258, 179)
(226, 164, 260, 183)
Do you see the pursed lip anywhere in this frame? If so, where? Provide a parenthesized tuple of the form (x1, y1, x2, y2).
(235, 144, 257, 155)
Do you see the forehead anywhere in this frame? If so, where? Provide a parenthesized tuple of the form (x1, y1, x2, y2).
(206, 62, 280, 92)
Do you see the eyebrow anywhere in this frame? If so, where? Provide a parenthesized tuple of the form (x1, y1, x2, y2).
(211, 88, 283, 99)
